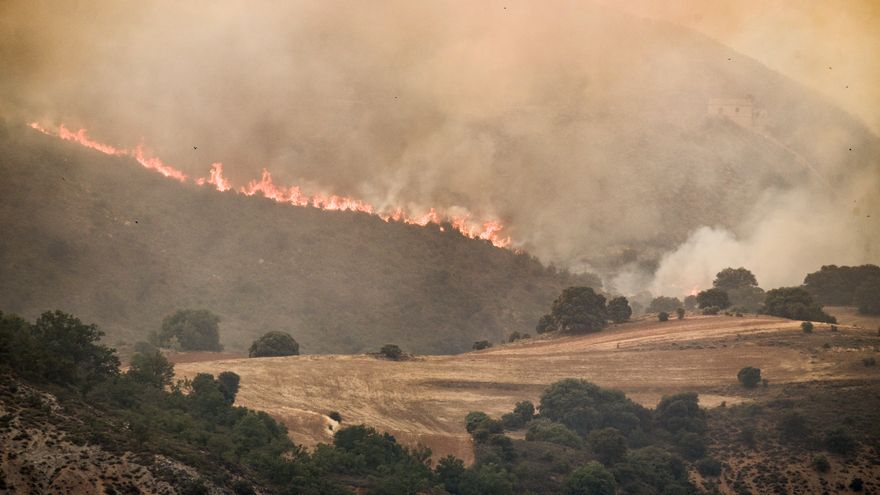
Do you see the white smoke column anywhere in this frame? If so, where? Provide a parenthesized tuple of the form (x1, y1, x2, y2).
(650, 182, 878, 296)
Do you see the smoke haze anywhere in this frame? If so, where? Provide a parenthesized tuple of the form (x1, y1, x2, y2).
(2, 0, 878, 298)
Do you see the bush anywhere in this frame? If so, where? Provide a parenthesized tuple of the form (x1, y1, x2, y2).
(508, 331, 522, 343)
(696, 457, 722, 476)
(550, 287, 608, 333)
(472, 340, 492, 351)
(564, 461, 616, 495)
(676, 431, 707, 459)
(127, 351, 174, 388)
(328, 411, 342, 422)
(854, 276, 880, 315)
(588, 427, 628, 465)
(778, 411, 809, 441)
(157, 309, 223, 351)
(379, 344, 403, 360)
(514, 400, 535, 422)
(761, 287, 836, 323)
(647, 296, 683, 314)
(607, 296, 633, 323)
(812, 454, 831, 473)
(658, 312, 669, 322)
(676, 307, 685, 320)
(824, 428, 857, 455)
(525, 419, 583, 448)
(737, 367, 761, 388)
(538, 379, 648, 436)
(248, 331, 299, 358)
(536, 314, 555, 334)
(697, 288, 731, 310)
(863, 357, 876, 367)
(801, 321, 814, 333)
(702, 306, 720, 315)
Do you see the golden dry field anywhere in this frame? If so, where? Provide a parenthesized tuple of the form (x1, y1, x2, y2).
(174, 313, 879, 464)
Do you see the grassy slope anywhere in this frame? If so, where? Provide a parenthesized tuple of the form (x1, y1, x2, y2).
(173, 313, 880, 464)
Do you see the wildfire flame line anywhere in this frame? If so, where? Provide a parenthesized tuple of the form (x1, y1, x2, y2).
(28, 122, 512, 248)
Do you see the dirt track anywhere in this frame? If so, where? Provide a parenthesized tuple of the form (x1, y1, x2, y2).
(174, 314, 879, 463)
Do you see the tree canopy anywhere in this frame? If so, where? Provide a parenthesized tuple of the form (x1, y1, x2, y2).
(249, 331, 300, 357)
(606, 296, 632, 323)
(762, 287, 836, 323)
(696, 288, 730, 309)
(156, 309, 223, 351)
(713, 267, 758, 291)
(803, 264, 880, 306)
(646, 296, 682, 314)
(549, 287, 608, 333)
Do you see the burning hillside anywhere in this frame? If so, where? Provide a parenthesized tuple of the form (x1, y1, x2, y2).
(28, 122, 511, 248)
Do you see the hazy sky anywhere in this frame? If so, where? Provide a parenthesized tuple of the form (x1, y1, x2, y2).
(603, 0, 880, 134)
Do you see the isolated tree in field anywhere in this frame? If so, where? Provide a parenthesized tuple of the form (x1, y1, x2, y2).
(249, 331, 300, 358)
(801, 321, 813, 333)
(550, 286, 608, 333)
(658, 312, 669, 322)
(737, 367, 761, 388)
(647, 296, 683, 314)
(564, 461, 616, 495)
(607, 296, 632, 323)
(854, 276, 880, 315)
(761, 287, 836, 323)
(157, 309, 223, 352)
(697, 288, 730, 310)
(127, 351, 174, 388)
(380, 344, 403, 360)
(676, 307, 685, 320)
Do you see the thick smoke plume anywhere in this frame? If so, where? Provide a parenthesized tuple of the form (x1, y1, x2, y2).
(1, 0, 877, 297)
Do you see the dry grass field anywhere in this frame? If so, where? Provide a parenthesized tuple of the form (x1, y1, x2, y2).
(174, 313, 880, 465)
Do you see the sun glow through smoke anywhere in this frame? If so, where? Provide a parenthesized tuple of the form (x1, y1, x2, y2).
(29, 122, 512, 248)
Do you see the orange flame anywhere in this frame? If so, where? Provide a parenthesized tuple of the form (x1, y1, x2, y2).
(28, 122, 513, 248)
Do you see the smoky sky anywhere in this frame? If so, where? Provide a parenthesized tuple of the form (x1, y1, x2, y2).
(1, 0, 878, 296)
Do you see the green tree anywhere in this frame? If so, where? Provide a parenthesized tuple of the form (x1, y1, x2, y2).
(696, 288, 730, 309)
(588, 427, 628, 465)
(655, 392, 706, 434)
(472, 340, 492, 351)
(158, 309, 223, 351)
(31, 310, 120, 388)
(607, 296, 632, 323)
(436, 455, 466, 494)
(248, 331, 299, 357)
(737, 367, 761, 388)
(658, 312, 669, 322)
(683, 295, 698, 310)
(513, 400, 535, 422)
(854, 276, 880, 315)
(801, 321, 813, 333)
(713, 267, 758, 291)
(564, 461, 616, 495)
(675, 307, 685, 320)
(525, 419, 584, 448)
(127, 351, 174, 388)
(538, 379, 648, 436)
(535, 314, 555, 334)
(459, 463, 514, 495)
(380, 344, 403, 360)
(804, 264, 880, 305)
(550, 287, 608, 333)
(762, 287, 836, 323)
(217, 371, 240, 404)
(647, 296, 683, 314)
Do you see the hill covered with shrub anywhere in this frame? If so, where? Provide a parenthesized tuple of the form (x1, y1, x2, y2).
(0, 125, 597, 354)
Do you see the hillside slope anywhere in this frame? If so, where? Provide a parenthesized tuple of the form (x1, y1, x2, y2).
(0, 125, 596, 354)
(174, 314, 880, 463)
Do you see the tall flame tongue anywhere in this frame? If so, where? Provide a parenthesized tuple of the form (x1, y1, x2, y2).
(29, 122, 512, 248)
